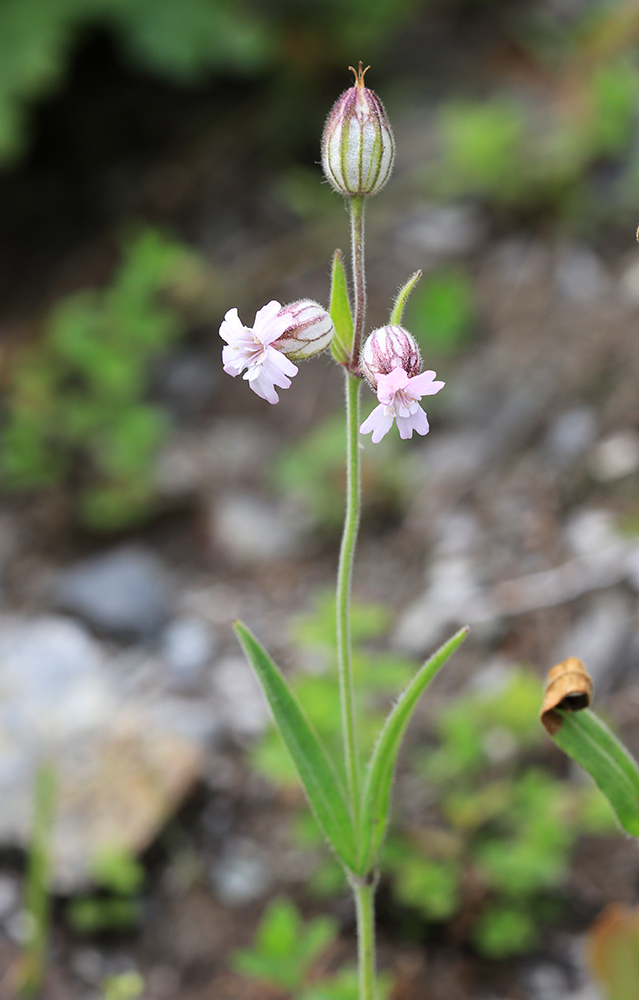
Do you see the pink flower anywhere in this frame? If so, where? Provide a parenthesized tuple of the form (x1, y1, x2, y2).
(220, 300, 298, 404)
(360, 366, 445, 443)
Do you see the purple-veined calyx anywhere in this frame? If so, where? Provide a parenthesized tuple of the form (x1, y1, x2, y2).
(359, 325, 445, 442)
(321, 62, 395, 198)
(275, 299, 335, 360)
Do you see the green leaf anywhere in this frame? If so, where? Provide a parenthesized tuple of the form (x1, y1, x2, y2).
(389, 270, 422, 326)
(329, 250, 353, 364)
(234, 621, 358, 870)
(358, 627, 469, 872)
(549, 709, 639, 837)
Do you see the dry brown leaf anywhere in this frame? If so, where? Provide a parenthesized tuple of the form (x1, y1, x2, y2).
(540, 656, 593, 736)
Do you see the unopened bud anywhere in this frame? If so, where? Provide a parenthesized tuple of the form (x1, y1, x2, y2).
(321, 63, 395, 198)
(360, 325, 421, 387)
(275, 299, 335, 360)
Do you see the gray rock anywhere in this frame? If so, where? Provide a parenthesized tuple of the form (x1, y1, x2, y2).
(0, 614, 212, 890)
(588, 430, 639, 482)
(398, 203, 485, 256)
(211, 492, 307, 566)
(555, 245, 609, 302)
(393, 556, 496, 655)
(0, 875, 19, 920)
(552, 593, 633, 693)
(53, 545, 173, 639)
(209, 838, 273, 906)
(210, 655, 270, 740)
(545, 408, 599, 467)
(160, 616, 215, 693)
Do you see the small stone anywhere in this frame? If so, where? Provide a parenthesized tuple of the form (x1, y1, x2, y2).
(545, 408, 598, 466)
(0, 875, 19, 919)
(211, 492, 307, 566)
(210, 656, 270, 740)
(209, 838, 273, 906)
(53, 545, 173, 640)
(552, 593, 632, 693)
(620, 254, 639, 304)
(0, 614, 209, 890)
(555, 245, 609, 302)
(589, 431, 639, 482)
(393, 557, 496, 654)
(71, 948, 104, 986)
(160, 616, 215, 693)
(399, 203, 485, 256)
(154, 350, 217, 415)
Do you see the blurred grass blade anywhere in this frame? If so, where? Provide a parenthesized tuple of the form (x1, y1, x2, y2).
(18, 762, 57, 999)
(389, 270, 422, 325)
(359, 627, 469, 873)
(234, 621, 357, 870)
(329, 250, 353, 363)
(550, 709, 639, 837)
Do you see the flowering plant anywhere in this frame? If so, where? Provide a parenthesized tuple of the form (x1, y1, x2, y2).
(221, 63, 467, 998)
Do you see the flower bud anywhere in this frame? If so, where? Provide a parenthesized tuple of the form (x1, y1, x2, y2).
(274, 299, 335, 360)
(321, 63, 395, 198)
(360, 325, 421, 387)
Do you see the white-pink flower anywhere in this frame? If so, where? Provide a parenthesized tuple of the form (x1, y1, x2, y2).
(220, 300, 298, 404)
(360, 366, 445, 443)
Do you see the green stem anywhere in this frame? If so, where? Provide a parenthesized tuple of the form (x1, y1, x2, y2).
(349, 195, 366, 370)
(337, 369, 362, 826)
(354, 880, 377, 1000)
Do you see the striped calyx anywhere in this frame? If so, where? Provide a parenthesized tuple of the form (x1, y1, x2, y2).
(360, 325, 421, 388)
(321, 63, 395, 198)
(275, 299, 335, 360)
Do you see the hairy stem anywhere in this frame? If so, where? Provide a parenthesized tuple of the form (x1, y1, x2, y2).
(354, 880, 377, 1000)
(336, 369, 362, 826)
(349, 195, 366, 370)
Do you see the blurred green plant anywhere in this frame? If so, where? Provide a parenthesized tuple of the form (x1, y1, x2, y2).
(251, 597, 617, 958)
(101, 971, 145, 1000)
(404, 268, 475, 357)
(1, 227, 205, 530)
(0, 0, 429, 167)
(66, 845, 145, 934)
(587, 904, 639, 1000)
(232, 896, 392, 999)
(17, 763, 57, 999)
(429, 51, 639, 223)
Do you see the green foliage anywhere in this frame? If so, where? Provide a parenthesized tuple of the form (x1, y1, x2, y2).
(271, 413, 408, 534)
(406, 669, 616, 956)
(235, 620, 359, 873)
(548, 708, 639, 838)
(232, 897, 393, 999)
(232, 897, 338, 992)
(429, 53, 639, 221)
(66, 845, 145, 934)
(18, 764, 56, 999)
(101, 972, 144, 1000)
(1, 228, 204, 530)
(404, 269, 475, 357)
(252, 603, 617, 959)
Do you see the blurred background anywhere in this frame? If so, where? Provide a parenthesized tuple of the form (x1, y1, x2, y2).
(1, 0, 639, 997)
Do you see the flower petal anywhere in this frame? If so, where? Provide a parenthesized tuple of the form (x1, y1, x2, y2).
(360, 404, 395, 443)
(407, 370, 445, 398)
(253, 300, 293, 346)
(245, 367, 281, 404)
(396, 405, 430, 439)
(219, 308, 246, 345)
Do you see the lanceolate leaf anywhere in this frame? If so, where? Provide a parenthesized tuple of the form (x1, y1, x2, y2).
(389, 270, 422, 326)
(329, 250, 353, 364)
(234, 621, 358, 870)
(358, 627, 469, 873)
(549, 709, 639, 837)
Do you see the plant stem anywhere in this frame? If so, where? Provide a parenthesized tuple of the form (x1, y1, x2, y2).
(354, 880, 377, 1000)
(336, 369, 362, 826)
(349, 195, 366, 370)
